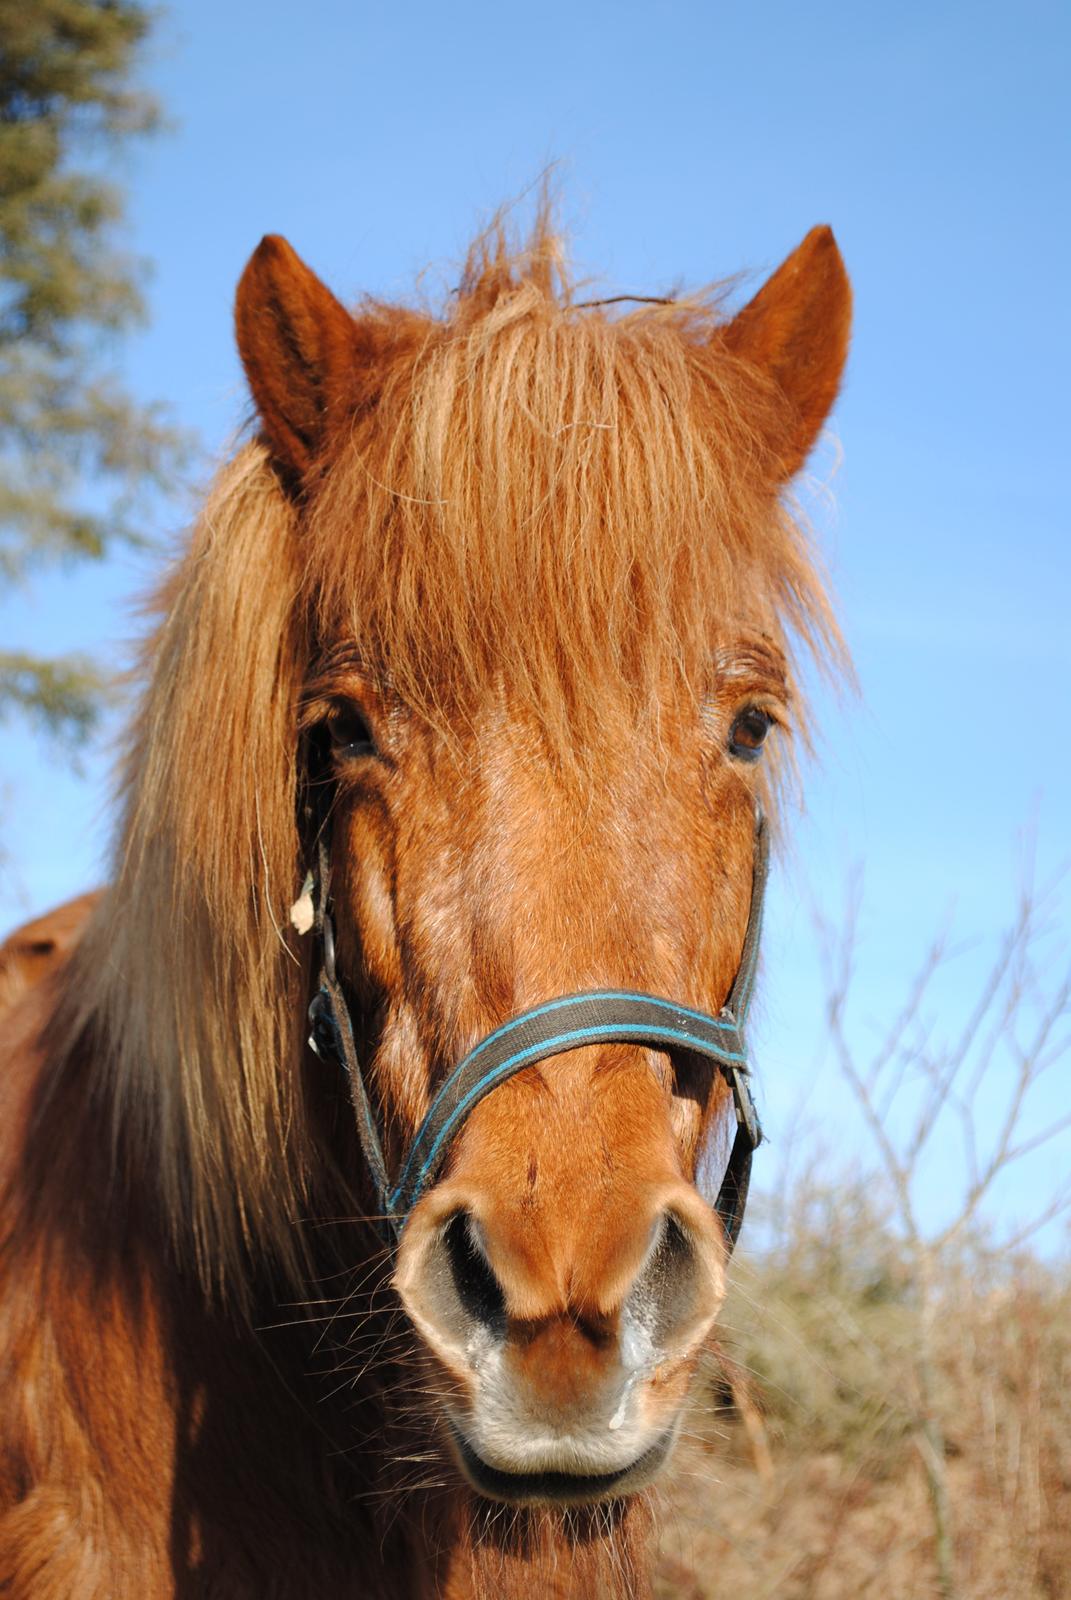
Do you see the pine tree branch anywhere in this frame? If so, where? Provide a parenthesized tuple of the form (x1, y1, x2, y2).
(0, 647, 108, 744)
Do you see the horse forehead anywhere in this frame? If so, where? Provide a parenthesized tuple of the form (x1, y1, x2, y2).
(428, 715, 710, 858)
(417, 737, 711, 934)
(407, 709, 705, 877)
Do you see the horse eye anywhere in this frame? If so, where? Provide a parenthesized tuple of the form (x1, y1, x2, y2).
(326, 706, 377, 760)
(728, 707, 774, 763)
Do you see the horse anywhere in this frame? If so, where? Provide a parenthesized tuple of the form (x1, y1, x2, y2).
(0, 208, 850, 1598)
(0, 894, 99, 1016)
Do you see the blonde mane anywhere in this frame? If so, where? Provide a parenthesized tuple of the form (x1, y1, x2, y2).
(49, 213, 841, 1297)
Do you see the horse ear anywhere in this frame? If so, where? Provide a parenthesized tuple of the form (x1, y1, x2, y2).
(721, 225, 851, 480)
(235, 234, 361, 480)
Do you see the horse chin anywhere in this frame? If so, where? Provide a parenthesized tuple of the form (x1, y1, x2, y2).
(445, 1416, 679, 1507)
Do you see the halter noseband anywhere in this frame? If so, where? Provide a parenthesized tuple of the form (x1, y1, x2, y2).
(305, 809, 767, 1251)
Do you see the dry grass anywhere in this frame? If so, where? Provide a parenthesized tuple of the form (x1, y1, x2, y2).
(655, 1183, 1071, 1599)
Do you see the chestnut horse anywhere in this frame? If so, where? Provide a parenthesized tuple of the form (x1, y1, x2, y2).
(0, 895, 99, 1016)
(0, 212, 849, 1598)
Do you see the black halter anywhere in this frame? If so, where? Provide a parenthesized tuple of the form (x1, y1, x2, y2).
(305, 809, 767, 1251)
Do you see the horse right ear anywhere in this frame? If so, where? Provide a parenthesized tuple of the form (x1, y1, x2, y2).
(235, 235, 362, 482)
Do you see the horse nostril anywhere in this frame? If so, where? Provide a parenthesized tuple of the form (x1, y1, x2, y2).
(443, 1211, 506, 1332)
(626, 1209, 709, 1352)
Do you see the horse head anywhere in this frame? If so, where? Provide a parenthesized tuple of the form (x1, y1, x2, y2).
(224, 216, 850, 1505)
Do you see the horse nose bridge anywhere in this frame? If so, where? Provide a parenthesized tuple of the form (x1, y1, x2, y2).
(459, 1032, 679, 1161)
(444, 1040, 684, 1280)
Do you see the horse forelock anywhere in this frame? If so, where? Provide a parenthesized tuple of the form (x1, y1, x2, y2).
(41, 212, 844, 1307)
(307, 211, 842, 761)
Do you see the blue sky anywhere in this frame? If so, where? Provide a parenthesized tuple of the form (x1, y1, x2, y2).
(1, 0, 1068, 1247)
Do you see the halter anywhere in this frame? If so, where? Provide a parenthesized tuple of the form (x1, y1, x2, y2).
(304, 808, 767, 1251)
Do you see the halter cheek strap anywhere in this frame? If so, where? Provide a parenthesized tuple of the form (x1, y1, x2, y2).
(307, 810, 767, 1250)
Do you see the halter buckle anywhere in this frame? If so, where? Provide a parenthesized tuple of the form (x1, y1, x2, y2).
(728, 1063, 762, 1151)
(321, 908, 337, 983)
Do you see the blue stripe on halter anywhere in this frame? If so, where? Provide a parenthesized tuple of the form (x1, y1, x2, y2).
(426, 989, 741, 1073)
(388, 1009, 749, 1223)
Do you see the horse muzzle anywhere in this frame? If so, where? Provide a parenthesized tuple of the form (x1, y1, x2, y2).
(396, 1191, 725, 1505)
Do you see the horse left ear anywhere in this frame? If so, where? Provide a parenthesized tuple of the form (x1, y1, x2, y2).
(721, 225, 852, 480)
(235, 234, 363, 482)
